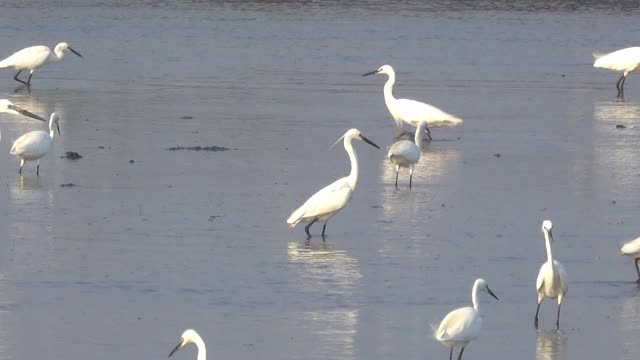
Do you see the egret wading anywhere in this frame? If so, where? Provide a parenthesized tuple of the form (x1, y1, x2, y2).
(169, 329, 206, 360)
(0, 99, 46, 140)
(388, 119, 427, 189)
(10, 113, 60, 175)
(535, 220, 568, 330)
(593, 47, 640, 98)
(0, 42, 83, 87)
(620, 237, 640, 282)
(363, 64, 462, 140)
(287, 129, 380, 239)
(435, 278, 499, 360)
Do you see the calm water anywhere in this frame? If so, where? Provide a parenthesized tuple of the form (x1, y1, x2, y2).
(0, 1, 639, 359)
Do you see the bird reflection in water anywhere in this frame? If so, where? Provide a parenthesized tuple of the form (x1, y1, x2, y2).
(620, 291, 640, 355)
(536, 330, 566, 360)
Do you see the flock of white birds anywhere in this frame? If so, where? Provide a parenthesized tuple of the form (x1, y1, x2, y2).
(1, 41, 640, 360)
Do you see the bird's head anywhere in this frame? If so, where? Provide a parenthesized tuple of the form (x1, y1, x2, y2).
(475, 278, 499, 301)
(363, 64, 394, 77)
(541, 220, 553, 242)
(57, 42, 83, 58)
(330, 128, 380, 150)
(169, 329, 201, 357)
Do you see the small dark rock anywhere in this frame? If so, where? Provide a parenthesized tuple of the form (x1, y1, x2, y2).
(62, 151, 82, 160)
(441, 203, 445, 208)
(612, 200, 617, 204)
(98, 146, 105, 149)
(129, 160, 135, 163)
(493, 153, 501, 158)
(60, 183, 77, 187)
(616, 124, 627, 129)
(180, 116, 193, 119)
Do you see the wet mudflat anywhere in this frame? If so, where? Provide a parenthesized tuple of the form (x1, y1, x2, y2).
(0, 1, 639, 359)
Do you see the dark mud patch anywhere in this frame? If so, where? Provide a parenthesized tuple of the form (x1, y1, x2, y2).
(61, 151, 83, 160)
(166, 146, 233, 152)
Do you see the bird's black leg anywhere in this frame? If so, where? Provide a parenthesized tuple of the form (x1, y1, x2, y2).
(304, 218, 318, 239)
(449, 347, 453, 360)
(534, 302, 541, 329)
(616, 75, 625, 98)
(409, 171, 413, 189)
(395, 170, 399, 189)
(13, 70, 28, 86)
(634, 258, 640, 283)
(456, 347, 465, 360)
(620, 75, 627, 98)
(36, 164, 40, 176)
(27, 72, 33, 87)
(321, 223, 327, 240)
(556, 303, 561, 330)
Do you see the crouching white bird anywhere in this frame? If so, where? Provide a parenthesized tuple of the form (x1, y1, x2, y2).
(435, 278, 499, 360)
(169, 329, 207, 360)
(287, 128, 380, 239)
(620, 237, 640, 282)
(0, 42, 83, 87)
(593, 47, 640, 98)
(10, 113, 60, 175)
(0, 99, 46, 141)
(363, 64, 463, 140)
(388, 119, 427, 189)
(535, 220, 568, 330)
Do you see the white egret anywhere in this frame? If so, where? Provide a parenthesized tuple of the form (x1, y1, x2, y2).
(435, 278, 499, 360)
(169, 329, 206, 360)
(535, 220, 568, 330)
(593, 47, 640, 98)
(620, 237, 640, 282)
(10, 113, 60, 175)
(0, 42, 83, 87)
(287, 128, 380, 239)
(0, 99, 46, 139)
(388, 119, 427, 189)
(363, 64, 463, 139)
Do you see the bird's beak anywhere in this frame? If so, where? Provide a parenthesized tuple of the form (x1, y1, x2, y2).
(56, 122, 61, 136)
(7, 104, 46, 122)
(487, 287, 499, 301)
(168, 339, 184, 357)
(548, 229, 554, 243)
(362, 69, 379, 77)
(68, 47, 83, 58)
(359, 134, 380, 149)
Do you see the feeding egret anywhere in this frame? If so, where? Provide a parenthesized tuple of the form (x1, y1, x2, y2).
(535, 220, 568, 330)
(0, 99, 46, 139)
(363, 64, 462, 140)
(10, 113, 60, 175)
(169, 329, 206, 360)
(620, 237, 640, 282)
(435, 278, 499, 360)
(388, 119, 427, 189)
(287, 128, 379, 239)
(0, 42, 83, 87)
(593, 47, 640, 98)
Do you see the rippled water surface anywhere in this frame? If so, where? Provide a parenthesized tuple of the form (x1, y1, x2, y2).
(0, 1, 639, 359)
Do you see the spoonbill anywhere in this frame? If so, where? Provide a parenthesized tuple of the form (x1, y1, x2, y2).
(10, 112, 60, 175)
(287, 128, 380, 239)
(0, 42, 83, 87)
(435, 278, 499, 360)
(363, 64, 462, 139)
(388, 119, 427, 189)
(593, 47, 640, 98)
(535, 220, 568, 330)
(620, 237, 640, 282)
(169, 329, 206, 360)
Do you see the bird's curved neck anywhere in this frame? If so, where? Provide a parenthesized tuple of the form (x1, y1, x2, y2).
(50, 46, 65, 63)
(544, 230, 554, 266)
(49, 120, 57, 139)
(383, 72, 397, 107)
(414, 126, 424, 146)
(193, 337, 207, 360)
(471, 282, 480, 311)
(344, 136, 358, 189)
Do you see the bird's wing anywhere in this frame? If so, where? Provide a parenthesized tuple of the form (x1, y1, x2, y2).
(536, 263, 548, 293)
(553, 260, 568, 295)
(287, 177, 352, 226)
(396, 98, 463, 127)
(593, 47, 640, 71)
(621, 237, 640, 255)
(387, 140, 417, 158)
(10, 131, 48, 156)
(0, 46, 50, 69)
(435, 307, 478, 342)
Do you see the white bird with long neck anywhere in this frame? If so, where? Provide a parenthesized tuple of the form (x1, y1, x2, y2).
(169, 329, 206, 360)
(593, 47, 640, 98)
(287, 128, 380, 239)
(387, 119, 427, 189)
(363, 64, 463, 140)
(0, 42, 83, 87)
(535, 220, 568, 330)
(620, 237, 640, 282)
(435, 278, 499, 360)
(10, 112, 60, 175)
(0, 99, 46, 141)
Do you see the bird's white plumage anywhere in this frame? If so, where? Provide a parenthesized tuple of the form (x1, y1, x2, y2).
(0, 46, 52, 70)
(388, 120, 427, 188)
(169, 329, 207, 360)
(536, 260, 568, 300)
(621, 237, 640, 257)
(10, 113, 60, 175)
(594, 47, 640, 74)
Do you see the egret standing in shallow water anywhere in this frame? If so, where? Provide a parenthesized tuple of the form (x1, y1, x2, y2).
(388, 119, 427, 189)
(10, 113, 60, 175)
(169, 329, 206, 360)
(620, 237, 640, 282)
(0, 99, 46, 140)
(287, 128, 379, 239)
(535, 220, 568, 330)
(0, 42, 83, 87)
(363, 64, 463, 139)
(593, 47, 640, 98)
(435, 278, 499, 360)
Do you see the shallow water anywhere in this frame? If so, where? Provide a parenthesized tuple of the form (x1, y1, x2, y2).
(0, 1, 639, 359)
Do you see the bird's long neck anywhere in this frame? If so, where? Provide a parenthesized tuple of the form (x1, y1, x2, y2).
(194, 336, 207, 360)
(383, 71, 397, 109)
(544, 230, 555, 269)
(49, 120, 57, 139)
(345, 136, 358, 189)
(471, 281, 480, 311)
(414, 125, 424, 146)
